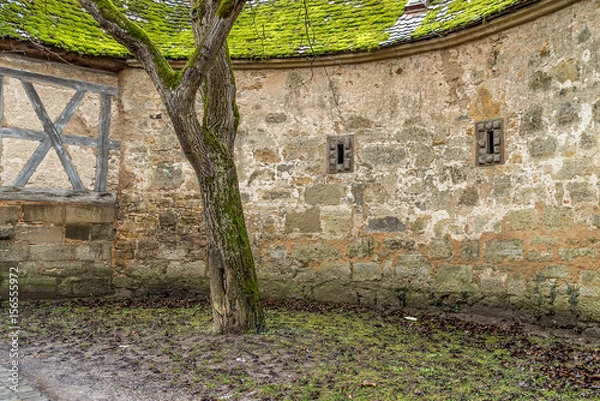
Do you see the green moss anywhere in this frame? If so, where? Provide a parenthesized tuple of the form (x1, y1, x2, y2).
(0, 0, 524, 60)
(413, 0, 525, 38)
(216, 0, 235, 19)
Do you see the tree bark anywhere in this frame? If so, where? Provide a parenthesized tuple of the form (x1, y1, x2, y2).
(164, 48, 265, 333)
(78, 0, 265, 334)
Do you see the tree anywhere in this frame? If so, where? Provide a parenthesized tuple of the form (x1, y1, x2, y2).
(78, 0, 265, 334)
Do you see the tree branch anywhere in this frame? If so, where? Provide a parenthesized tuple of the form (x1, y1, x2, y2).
(78, 0, 179, 93)
(178, 0, 247, 100)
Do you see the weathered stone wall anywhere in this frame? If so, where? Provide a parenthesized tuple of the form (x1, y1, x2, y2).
(0, 202, 115, 299)
(1, 0, 600, 329)
(111, 68, 209, 298)
(226, 0, 599, 329)
(113, 0, 600, 328)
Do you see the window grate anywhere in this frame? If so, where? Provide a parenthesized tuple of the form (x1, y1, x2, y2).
(476, 118, 504, 166)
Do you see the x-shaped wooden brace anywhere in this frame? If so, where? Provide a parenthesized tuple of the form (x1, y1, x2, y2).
(17, 81, 85, 191)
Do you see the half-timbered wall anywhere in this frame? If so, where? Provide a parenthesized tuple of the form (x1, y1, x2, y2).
(0, 57, 120, 298)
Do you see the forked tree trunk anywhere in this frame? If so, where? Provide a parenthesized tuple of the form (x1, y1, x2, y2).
(78, 0, 264, 334)
(165, 47, 265, 334)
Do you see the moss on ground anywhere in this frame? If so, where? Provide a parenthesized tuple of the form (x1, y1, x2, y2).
(3, 297, 599, 400)
(0, 0, 524, 59)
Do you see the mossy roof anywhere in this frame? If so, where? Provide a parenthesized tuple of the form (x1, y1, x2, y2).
(0, 0, 529, 60)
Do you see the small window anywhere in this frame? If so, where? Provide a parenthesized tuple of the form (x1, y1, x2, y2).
(327, 135, 354, 173)
(475, 118, 504, 166)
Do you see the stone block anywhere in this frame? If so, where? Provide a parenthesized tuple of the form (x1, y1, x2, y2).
(15, 226, 64, 245)
(73, 277, 112, 296)
(305, 184, 342, 205)
(265, 112, 287, 124)
(558, 247, 596, 261)
(348, 237, 374, 258)
(0, 206, 19, 225)
(66, 205, 105, 223)
(366, 216, 406, 233)
(428, 238, 453, 259)
(580, 270, 600, 297)
(460, 240, 480, 262)
(291, 243, 341, 263)
(458, 186, 479, 206)
(554, 59, 579, 83)
(159, 211, 178, 228)
(285, 207, 321, 233)
(75, 243, 104, 261)
(519, 105, 545, 135)
(507, 273, 526, 296)
(17, 261, 42, 277)
(157, 244, 188, 260)
(361, 146, 407, 165)
(321, 213, 352, 237)
(480, 274, 507, 295)
(30, 245, 74, 261)
(42, 261, 83, 277)
(165, 261, 207, 279)
(567, 182, 597, 203)
(345, 115, 373, 130)
(384, 238, 416, 251)
(0, 224, 15, 240)
(20, 277, 58, 299)
(58, 277, 111, 297)
(484, 239, 523, 263)
(526, 250, 553, 262)
(529, 71, 552, 90)
(91, 223, 115, 241)
(531, 236, 560, 246)
(542, 207, 573, 230)
(319, 262, 351, 283)
(65, 224, 91, 241)
(506, 209, 538, 230)
(528, 136, 556, 159)
(578, 298, 600, 322)
(556, 101, 580, 126)
(435, 265, 473, 293)
(262, 191, 291, 200)
(253, 148, 280, 163)
(537, 264, 570, 279)
(102, 206, 116, 223)
(151, 163, 183, 189)
(556, 159, 593, 179)
(0, 241, 29, 262)
(282, 139, 322, 163)
(22, 204, 65, 224)
(395, 253, 431, 281)
(312, 282, 356, 304)
(353, 262, 381, 281)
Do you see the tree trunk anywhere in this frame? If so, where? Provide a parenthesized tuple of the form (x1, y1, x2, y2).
(77, 0, 262, 334)
(164, 45, 265, 334)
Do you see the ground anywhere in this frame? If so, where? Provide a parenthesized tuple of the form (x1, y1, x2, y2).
(1, 297, 599, 401)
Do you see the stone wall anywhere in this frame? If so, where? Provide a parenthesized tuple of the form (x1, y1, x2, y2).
(0, 202, 114, 299)
(1, 0, 600, 329)
(229, 0, 600, 328)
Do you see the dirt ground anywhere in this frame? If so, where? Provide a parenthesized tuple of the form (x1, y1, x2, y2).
(2, 298, 600, 401)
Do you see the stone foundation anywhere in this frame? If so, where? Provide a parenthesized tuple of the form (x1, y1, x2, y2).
(0, 202, 114, 299)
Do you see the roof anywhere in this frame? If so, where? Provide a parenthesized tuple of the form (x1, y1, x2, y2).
(0, 0, 530, 60)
